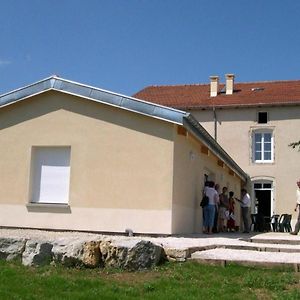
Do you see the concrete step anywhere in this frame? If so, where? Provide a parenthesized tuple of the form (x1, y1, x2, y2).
(249, 237, 300, 245)
(222, 244, 300, 253)
(190, 248, 300, 270)
(163, 241, 300, 262)
(247, 232, 300, 245)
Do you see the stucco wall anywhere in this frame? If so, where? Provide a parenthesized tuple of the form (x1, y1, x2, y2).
(0, 91, 174, 234)
(171, 127, 242, 234)
(192, 106, 300, 224)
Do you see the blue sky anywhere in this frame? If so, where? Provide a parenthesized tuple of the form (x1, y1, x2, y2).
(1, 0, 300, 96)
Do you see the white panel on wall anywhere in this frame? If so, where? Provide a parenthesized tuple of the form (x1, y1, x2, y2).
(31, 147, 71, 204)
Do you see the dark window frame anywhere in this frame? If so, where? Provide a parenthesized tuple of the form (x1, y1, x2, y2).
(257, 111, 268, 124)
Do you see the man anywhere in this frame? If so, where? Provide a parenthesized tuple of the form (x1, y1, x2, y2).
(236, 189, 251, 233)
(290, 179, 300, 235)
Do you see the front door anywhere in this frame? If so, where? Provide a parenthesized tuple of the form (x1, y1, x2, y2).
(254, 181, 273, 218)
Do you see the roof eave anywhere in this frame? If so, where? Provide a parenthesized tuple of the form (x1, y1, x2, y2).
(0, 76, 187, 125)
(183, 114, 249, 182)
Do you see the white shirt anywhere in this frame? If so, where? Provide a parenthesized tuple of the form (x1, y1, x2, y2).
(241, 193, 251, 208)
(205, 187, 219, 205)
(297, 188, 300, 205)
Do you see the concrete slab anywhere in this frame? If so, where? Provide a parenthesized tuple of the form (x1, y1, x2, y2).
(191, 248, 300, 270)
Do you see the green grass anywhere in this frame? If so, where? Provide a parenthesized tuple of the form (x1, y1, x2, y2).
(0, 260, 299, 299)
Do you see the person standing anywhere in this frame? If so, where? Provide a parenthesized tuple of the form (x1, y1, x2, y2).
(218, 187, 229, 232)
(236, 189, 251, 233)
(227, 191, 236, 232)
(290, 179, 300, 235)
(203, 181, 219, 235)
(213, 184, 220, 233)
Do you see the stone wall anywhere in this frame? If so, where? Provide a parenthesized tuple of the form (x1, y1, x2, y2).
(0, 236, 164, 270)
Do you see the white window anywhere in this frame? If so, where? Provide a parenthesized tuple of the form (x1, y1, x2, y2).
(30, 147, 71, 204)
(253, 131, 273, 163)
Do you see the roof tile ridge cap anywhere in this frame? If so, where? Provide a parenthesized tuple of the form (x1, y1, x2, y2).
(235, 79, 300, 84)
(144, 83, 210, 88)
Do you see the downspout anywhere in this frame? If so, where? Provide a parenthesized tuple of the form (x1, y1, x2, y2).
(209, 75, 219, 141)
(213, 106, 217, 141)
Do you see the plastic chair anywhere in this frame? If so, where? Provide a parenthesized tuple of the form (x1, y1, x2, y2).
(278, 214, 292, 232)
(284, 214, 292, 232)
(270, 214, 280, 232)
(278, 214, 287, 232)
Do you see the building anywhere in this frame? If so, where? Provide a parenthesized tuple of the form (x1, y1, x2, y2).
(134, 75, 300, 226)
(0, 76, 247, 234)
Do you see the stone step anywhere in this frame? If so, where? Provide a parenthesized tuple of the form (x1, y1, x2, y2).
(222, 244, 300, 253)
(163, 242, 300, 262)
(249, 237, 300, 245)
(190, 248, 300, 271)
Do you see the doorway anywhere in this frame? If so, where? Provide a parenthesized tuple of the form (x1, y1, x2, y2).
(253, 181, 273, 218)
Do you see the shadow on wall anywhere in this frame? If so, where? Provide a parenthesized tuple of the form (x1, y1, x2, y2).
(0, 91, 173, 141)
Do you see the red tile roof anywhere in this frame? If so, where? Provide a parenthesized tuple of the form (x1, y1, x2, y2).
(133, 80, 300, 109)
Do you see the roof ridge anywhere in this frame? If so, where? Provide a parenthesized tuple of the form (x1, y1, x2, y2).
(138, 79, 300, 90)
(146, 83, 210, 88)
(235, 79, 300, 84)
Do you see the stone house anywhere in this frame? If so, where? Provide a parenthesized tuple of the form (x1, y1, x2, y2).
(134, 74, 300, 226)
(0, 76, 247, 234)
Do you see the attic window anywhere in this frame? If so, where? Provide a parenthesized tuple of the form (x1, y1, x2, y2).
(258, 112, 268, 124)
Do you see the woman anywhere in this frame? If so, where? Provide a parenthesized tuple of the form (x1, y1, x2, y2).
(203, 181, 219, 234)
(227, 191, 235, 232)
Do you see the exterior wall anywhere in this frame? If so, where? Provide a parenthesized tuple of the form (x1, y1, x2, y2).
(0, 91, 174, 234)
(171, 127, 243, 234)
(192, 106, 300, 225)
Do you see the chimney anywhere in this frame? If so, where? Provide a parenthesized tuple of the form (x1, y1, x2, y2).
(225, 74, 235, 95)
(210, 75, 219, 97)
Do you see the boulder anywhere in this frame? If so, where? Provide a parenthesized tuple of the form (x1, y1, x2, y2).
(52, 238, 89, 267)
(82, 241, 101, 268)
(0, 237, 27, 261)
(22, 240, 53, 266)
(100, 239, 163, 270)
(164, 248, 189, 262)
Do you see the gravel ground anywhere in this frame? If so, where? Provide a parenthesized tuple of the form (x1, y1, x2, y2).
(0, 228, 103, 241)
(0, 227, 299, 250)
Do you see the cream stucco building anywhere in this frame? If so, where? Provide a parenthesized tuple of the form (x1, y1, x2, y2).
(0, 76, 247, 234)
(135, 75, 300, 227)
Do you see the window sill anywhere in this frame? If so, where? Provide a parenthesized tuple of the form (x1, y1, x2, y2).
(26, 203, 71, 214)
(253, 161, 274, 164)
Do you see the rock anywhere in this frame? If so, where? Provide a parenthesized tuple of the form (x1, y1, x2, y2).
(100, 239, 163, 270)
(52, 238, 86, 267)
(0, 237, 27, 261)
(125, 240, 163, 269)
(22, 240, 53, 266)
(0, 234, 164, 270)
(82, 241, 101, 268)
(164, 248, 190, 262)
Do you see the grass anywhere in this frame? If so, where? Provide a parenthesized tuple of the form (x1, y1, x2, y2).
(0, 260, 299, 299)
